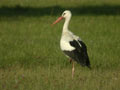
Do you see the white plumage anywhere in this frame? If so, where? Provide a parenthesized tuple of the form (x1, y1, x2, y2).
(60, 32, 75, 51)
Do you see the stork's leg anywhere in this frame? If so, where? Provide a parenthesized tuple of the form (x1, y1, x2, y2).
(72, 61, 75, 78)
(69, 58, 72, 64)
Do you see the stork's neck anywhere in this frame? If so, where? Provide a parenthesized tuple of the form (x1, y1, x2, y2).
(63, 16, 71, 32)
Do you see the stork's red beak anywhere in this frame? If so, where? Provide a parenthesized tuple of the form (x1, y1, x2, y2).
(52, 16, 64, 25)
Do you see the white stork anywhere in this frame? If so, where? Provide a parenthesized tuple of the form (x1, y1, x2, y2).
(52, 10, 91, 78)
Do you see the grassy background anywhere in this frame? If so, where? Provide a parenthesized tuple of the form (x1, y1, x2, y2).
(0, 0, 120, 90)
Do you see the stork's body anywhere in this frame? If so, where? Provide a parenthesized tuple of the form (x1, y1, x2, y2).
(60, 30, 90, 67)
(53, 10, 91, 78)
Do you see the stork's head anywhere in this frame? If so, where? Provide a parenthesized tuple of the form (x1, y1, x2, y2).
(52, 10, 72, 25)
(62, 10, 72, 19)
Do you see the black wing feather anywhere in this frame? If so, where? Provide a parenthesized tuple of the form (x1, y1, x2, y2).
(63, 39, 91, 68)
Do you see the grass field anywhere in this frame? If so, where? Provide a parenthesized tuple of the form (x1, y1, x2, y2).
(0, 0, 120, 90)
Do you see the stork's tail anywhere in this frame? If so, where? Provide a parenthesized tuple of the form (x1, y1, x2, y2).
(86, 55, 91, 69)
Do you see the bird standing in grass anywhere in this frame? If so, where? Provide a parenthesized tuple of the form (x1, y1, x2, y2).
(52, 10, 91, 78)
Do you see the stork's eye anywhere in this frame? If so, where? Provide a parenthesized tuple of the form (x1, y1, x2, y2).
(63, 13, 66, 16)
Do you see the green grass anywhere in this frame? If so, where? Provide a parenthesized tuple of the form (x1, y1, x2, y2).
(0, 0, 120, 90)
